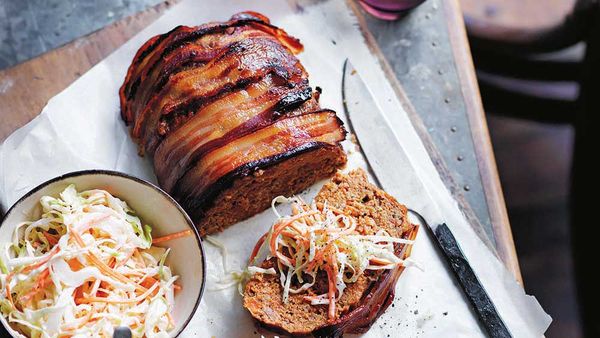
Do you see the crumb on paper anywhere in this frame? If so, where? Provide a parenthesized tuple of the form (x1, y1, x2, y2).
(416, 312, 435, 329)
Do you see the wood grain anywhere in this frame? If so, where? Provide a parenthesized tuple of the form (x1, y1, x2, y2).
(0, 1, 177, 141)
(0, 0, 520, 278)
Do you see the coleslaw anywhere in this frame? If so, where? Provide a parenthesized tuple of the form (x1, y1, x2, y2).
(247, 196, 415, 321)
(0, 185, 191, 338)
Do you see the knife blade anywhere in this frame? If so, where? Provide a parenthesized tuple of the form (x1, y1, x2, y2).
(342, 59, 511, 338)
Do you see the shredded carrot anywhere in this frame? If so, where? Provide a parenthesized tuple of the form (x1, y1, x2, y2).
(24, 246, 60, 274)
(75, 214, 111, 234)
(306, 239, 337, 272)
(268, 212, 317, 264)
(139, 277, 161, 297)
(5, 245, 60, 288)
(152, 229, 194, 244)
(5, 282, 13, 306)
(21, 268, 51, 304)
(67, 258, 84, 271)
(42, 231, 59, 245)
(107, 257, 116, 269)
(74, 285, 85, 305)
(140, 276, 157, 288)
(115, 249, 135, 268)
(70, 229, 147, 293)
(133, 248, 146, 269)
(369, 257, 395, 265)
(325, 260, 337, 321)
(249, 233, 268, 263)
(77, 282, 159, 304)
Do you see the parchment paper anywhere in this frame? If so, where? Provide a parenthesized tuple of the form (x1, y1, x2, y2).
(0, 0, 551, 337)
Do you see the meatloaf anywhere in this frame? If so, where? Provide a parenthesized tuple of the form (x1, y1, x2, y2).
(243, 169, 419, 337)
(119, 12, 347, 235)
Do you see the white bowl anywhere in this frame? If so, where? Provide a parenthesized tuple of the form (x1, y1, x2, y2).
(0, 170, 205, 337)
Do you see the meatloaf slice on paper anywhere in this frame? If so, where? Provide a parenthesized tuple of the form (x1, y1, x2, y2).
(243, 169, 418, 336)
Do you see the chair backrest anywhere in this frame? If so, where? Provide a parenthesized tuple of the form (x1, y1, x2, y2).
(464, 0, 595, 54)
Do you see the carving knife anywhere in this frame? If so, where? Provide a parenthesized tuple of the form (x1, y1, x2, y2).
(342, 59, 511, 338)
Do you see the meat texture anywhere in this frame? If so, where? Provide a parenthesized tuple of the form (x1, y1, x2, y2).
(120, 12, 347, 235)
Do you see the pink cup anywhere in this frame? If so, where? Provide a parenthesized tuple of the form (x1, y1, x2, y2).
(359, 0, 427, 20)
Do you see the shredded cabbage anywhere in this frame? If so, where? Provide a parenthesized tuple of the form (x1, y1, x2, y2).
(0, 185, 181, 338)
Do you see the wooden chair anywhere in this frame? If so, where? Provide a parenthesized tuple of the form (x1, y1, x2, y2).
(461, 0, 596, 336)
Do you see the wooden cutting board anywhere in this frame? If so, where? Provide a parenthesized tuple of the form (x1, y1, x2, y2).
(0, 0, 520, 280)
(0, 1, 176, 141)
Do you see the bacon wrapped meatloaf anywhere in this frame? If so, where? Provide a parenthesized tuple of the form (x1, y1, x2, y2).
(120, 12, 347, 235)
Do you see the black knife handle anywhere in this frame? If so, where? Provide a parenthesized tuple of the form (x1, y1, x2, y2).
(435, 223, 512, 338)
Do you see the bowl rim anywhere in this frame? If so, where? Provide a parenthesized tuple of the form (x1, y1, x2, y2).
(0, 169, 206, 338)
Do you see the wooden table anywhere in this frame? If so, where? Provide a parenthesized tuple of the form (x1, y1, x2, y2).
(0, 0, 520, 280)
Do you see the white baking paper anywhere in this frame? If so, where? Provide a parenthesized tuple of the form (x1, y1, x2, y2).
(0, 0, 551, 337)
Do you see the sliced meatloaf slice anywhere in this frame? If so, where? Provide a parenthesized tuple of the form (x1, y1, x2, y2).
(243, 169, 418, 336)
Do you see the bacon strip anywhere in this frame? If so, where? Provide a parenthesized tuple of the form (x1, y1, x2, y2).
(173, 111, 346, 214)
(154, 74, 313, 192)
(135, 36, 307, 154)
(120, 11, 303, 124)
(125, 28, 275, 130)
